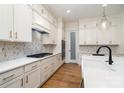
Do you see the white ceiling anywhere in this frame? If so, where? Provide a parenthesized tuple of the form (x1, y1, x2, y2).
(46, 4, 124, 22)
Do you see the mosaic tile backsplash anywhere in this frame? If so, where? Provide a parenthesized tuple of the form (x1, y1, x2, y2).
(0, 31, 54, 62)
(79, 45, 118, 55)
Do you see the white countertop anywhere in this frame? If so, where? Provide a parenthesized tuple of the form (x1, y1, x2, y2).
(81, 55, 124, 88)
(0, 53, 60, 74)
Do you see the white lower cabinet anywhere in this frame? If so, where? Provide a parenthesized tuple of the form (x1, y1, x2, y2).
(25, 68, 41, 88)
(40, 54, 63, 86)
(0, 75, 24, 88)
(40, 69, 52, 85)
(0, 67, 24, 88)
(0, 54, 63, 88)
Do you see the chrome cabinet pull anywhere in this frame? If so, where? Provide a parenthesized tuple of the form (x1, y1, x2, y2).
(3, 74, 15, 81)
(9, 30, 12, 38)
(51, 63, 54, 65)
(31, 65, 37, 70)
(15, 32, 17, 39)
(96, 41, 98, 44)
(109, 41, 112, 44)
(44, 66, 48, 70)
(41, 9, 44, 14)
(26, 76, 28, 83)
(84, 41, 87, 44)
(21, 78, 23, 87)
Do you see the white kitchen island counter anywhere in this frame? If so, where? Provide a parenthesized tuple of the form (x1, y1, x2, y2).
(81, 55, 124, 88)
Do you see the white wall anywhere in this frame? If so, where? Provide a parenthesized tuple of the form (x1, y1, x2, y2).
(65, 21, 79, 31)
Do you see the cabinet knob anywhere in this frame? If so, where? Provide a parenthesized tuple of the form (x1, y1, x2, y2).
(26, 76, 28, 83)
(14, 32, 17, 39)
(41, 9, 44, 14)
(84, 41, 87, 44)
(31, 65, 37, 69)
(9, 30, 12, 38)
(109, 41, 112, 44)
(96, 41, 98, 44)
(21, 78, 23, 87)
(84, 24, 86, 28)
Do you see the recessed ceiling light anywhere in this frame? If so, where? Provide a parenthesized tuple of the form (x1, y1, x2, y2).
(66, 10, 71, 13)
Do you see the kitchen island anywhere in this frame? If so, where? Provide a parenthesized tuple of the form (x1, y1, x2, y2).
(81, 55, 124, 88)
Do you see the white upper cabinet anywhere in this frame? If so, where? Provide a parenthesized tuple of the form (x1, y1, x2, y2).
(96, 28, 105, 44)
(32, 4, 58, 45)
(79, 22, 97, 45)
(85, 22, 97, 45)
(79, 28, 86, 45)
(79, 17, 120, 45)
(104, 18, 120, 45)
(33, 11, 50, 31)
(0, 5, 13, 41)
(42, 24, 56, 45)
(14, 5, 32, 42)
(0, 5, 32, 42)
(32, 5, 50, 31)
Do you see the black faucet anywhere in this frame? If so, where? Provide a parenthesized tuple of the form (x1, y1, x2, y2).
(96, 46, 113, 65)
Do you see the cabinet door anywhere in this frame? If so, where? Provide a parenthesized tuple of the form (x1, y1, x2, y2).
(79, 28, 86, 45)
(0, 75, 24, 88)
(32, 4, 42, 15)
(104, 26, 120, 45)
(25, 68, 40, 88)
(111, 26, 120, 44)
(42, 25, 56, 44)
(33, 11, 50, 31)
(85, 28, 97, 45)
(14, 5, 32, 42)
(0, 5, 13, 41)
(96, 29, 105, 45)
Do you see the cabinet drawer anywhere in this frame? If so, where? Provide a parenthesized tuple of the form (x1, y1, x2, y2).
(41, 63, 50, 72)
(0, 67, 24, 85)
(40, 73, 48, 84)
(40, 69, 52, 84)
(0, 75, 24, 88)
(25, 61, 40, 72)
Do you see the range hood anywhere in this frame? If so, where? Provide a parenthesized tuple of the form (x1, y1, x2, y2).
(32, 23, 50, 34)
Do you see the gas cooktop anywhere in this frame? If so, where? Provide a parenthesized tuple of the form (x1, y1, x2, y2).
(27, 53, 53, 58)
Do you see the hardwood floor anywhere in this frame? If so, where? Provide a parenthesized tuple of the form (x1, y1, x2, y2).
(41, 63, 82, 88)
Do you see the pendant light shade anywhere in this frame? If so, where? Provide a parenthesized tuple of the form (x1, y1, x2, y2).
(98, 5, 111, 30)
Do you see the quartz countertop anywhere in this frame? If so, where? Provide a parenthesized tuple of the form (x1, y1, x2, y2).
(0, 53, 60, 74)
(81, 55, 124, 88)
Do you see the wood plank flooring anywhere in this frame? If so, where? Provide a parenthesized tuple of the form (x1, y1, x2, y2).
(41, 63, 82, 88)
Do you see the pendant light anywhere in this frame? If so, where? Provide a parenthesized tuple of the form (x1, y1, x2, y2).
(98, 4, 111, 30)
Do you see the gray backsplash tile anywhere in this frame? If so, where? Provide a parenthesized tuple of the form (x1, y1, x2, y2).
(79, 45, 118, 55)
(0, 31, 54, 62)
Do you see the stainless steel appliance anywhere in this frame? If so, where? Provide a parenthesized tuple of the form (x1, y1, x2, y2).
(62, 40, 65, 60)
